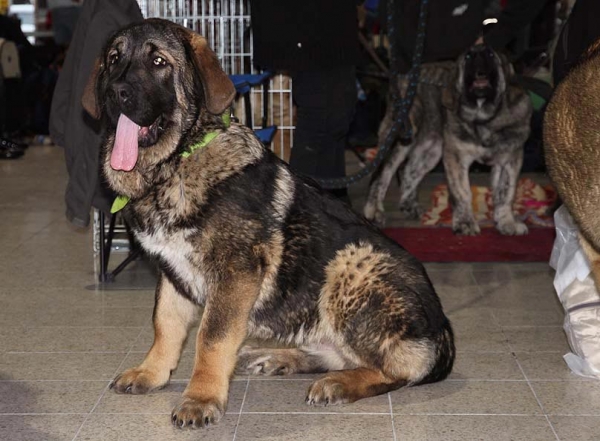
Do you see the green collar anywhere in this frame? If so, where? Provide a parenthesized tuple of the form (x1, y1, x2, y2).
(111, 113, 230, 214)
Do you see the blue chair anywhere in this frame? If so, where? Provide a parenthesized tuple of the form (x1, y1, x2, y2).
(229, 71, 277, 146)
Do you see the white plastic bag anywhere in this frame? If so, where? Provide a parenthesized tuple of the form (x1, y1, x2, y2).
(550, 205, 600, 379)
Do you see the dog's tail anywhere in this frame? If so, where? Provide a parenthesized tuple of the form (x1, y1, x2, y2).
(417, 319, 456, 385)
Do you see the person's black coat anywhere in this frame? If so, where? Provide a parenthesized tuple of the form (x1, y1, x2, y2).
(49, 0, 143, 227)
(552, 0, 600, 86)
(250, 0, 359, 72)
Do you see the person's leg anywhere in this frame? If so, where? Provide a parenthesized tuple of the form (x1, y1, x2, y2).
(290, 65, 356, 198)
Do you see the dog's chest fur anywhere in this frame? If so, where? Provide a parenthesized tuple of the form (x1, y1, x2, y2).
(136, 225, 208, 301)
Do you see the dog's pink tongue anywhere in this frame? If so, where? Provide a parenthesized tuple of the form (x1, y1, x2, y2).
(111, 114, 140, 171)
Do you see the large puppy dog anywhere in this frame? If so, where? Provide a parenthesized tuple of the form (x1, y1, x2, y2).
(544, 40, 600, 285)
(364, 61, 453, 226)
(443, 44, 532, 235)
(83, 19, 454, 429)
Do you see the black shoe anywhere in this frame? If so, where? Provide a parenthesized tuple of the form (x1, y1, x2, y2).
(0, 138, 26, 159)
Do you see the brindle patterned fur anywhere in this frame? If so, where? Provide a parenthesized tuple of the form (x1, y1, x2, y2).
(83, 19, 454, 430)
(365, 46, 532, 236)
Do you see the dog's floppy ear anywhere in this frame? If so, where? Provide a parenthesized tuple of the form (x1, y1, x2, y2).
(183, 30, 235, 115)
(82, 58, 103, 119)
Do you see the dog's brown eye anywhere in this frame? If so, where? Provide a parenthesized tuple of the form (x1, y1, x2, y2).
(153, 56, 167, 67)
(109, 53, 119, 65)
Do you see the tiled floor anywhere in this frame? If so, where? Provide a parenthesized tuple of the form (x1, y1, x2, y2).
(0, 145, 593, 441)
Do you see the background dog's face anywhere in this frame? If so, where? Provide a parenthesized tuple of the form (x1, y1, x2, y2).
(459, 44, 504, 103)
(82, 19, 235, 178)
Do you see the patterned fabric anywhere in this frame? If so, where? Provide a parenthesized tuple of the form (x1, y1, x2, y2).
(422, 177, 557, 227)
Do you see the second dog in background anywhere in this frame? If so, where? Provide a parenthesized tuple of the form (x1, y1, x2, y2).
(364, 44, 532, 236)
(442, 44, 532, 236)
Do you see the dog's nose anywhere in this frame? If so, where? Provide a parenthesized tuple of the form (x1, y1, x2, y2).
(111, 83, 133, 105)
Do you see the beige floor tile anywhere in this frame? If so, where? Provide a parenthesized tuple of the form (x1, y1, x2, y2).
(391, 381, 542, 415)
(446, 306, 499, 329)
(235, 414, 394, 441)
(74, 413, 237, 441)
(393, 415, 557, 441)
(516, 352, 588, 381)
(427, 266, 478, 287)
(242, 379, 390, 414)
(436, 286, 484, 313)
(493, 308, 564, 327)
(0, 326, 141, 353)
(94, 380, 247, 414)
(0, 305, 153, 327)
(0, 352, 125, 380)
(473, 268, 555, 293)
(549, 416, 600, 441)
(449, 352, 524, 380)
(531, 381, 600, 415)
(452, 325, 510, 352)
(0, 268, 99, 291)
(0, 415, 86, 441)
(503, 327, 570, 353)
(0, 380, 106, 413)
(101, 290, 157, 308)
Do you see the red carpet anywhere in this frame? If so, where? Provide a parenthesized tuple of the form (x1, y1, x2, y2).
(383, 227, 556, 262)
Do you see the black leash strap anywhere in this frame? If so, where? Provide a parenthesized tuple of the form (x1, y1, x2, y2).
(315, 0, 429, 189)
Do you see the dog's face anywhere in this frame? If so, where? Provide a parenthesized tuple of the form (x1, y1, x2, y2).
(82, 19, 235, 191)
(458, 44, 505, 103)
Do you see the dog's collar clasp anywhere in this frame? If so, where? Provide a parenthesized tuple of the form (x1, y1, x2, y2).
(110, 112, 231, 214)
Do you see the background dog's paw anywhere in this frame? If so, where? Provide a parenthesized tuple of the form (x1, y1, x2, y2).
(110, 367, 168, 395)
(497, 221, 528, 236)
(452, 220, 481, 236)
(398, 201, 424, 220)
(363, 203, 386, 228)
(306, 377, 351, 407)
(171, 397, 224, 429)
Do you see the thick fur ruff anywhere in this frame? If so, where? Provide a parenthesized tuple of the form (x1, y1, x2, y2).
(82, 18, 454, 429)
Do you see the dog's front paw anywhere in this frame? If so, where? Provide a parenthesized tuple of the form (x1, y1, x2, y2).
(398, 200, 424, 220)
(171, 397, 225, 429)
(497, 220, 528, 236)
(364, 203, 386, 227)
(110, 367, 169, 395)
(452, 219, 481, 236)
(306, 377, 351, 407)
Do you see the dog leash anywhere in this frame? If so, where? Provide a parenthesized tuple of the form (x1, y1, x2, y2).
(315, 0, 430, 189)
(110, 113, 231, 213)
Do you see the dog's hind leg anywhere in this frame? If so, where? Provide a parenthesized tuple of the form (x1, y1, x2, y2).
(364, 143, 411, 226)
(306, 242, 454, 406)
(397, 135, 442, 219)
(491, 151, 528, 235)
(111, 275, 199, 394)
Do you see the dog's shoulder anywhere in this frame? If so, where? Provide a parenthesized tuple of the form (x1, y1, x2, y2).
(182, 123, 267, 183)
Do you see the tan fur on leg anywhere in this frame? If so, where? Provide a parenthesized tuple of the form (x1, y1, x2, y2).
(112, 275, 199, 394)
(172, 273, 261, 428)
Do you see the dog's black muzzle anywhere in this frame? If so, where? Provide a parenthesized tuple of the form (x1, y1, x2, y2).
(463, 44, 499, 101)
